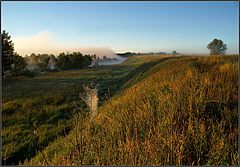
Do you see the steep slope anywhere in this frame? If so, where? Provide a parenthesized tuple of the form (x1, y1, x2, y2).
(25, 55, 238, 166)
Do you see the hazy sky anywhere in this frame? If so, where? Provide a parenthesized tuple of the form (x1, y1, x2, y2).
(1, 1, 239, 55)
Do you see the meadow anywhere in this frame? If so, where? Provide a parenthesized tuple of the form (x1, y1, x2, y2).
(2, 54, 166, 165)
(2, 54, 238, 165)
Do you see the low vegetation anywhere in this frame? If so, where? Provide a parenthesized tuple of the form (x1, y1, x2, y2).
(19, 55, 238, 166)
(2, 54, 167, 165)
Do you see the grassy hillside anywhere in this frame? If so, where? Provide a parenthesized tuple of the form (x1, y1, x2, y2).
(2, 54, 168, 165)
(24, 55, 238, 165)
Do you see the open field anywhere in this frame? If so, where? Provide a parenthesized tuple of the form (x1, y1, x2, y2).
(2, 55, 238, 165)
(2, 54, 168, 165)
(2, 1, 238, 166)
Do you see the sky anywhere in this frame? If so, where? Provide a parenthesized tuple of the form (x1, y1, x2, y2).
(1, 1, 239, 56)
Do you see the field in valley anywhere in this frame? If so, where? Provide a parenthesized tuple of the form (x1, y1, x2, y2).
(2, 54, 238, 165)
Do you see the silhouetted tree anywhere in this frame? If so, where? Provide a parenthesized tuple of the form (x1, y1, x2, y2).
(11, 53, 27, 76)
(47, 54, 58, 71)
(2, 30, 28, 78)
(172, 50, 178, 56)
(103, 55, 107, 60)
(38, 54, 51, 71)
(2, 30, 14, 77)
(207, 39, 227, 55)
(56, 52, 92, 70)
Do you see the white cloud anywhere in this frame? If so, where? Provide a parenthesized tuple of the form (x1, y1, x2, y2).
(68, 47, 119, 59)
(13, 31, 120, 59)
(13, 31, 61, 56)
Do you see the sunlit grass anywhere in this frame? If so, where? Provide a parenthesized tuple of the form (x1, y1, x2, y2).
(23, 55, 238, 165)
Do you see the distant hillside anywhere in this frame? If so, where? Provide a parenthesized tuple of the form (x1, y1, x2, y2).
(117, 52, 171, 58)
(25, 55, 238, 166)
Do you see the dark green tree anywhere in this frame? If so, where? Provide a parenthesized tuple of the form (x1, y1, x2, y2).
(207, 39, 227, 55)
(172, 50, 178, 56)
(11, 53, 27, 76)
(57, 52, 92, 70)
(2, 30, 14, 76)
(103, 55, 107, 60)
(38, 54, 50, 71)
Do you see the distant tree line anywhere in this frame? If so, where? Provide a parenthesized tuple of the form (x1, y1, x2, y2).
(2, 30, 93, 79)
(117, 51, 180, 57)
(116, 52, 138, 57)
(57, 52, 92, 70)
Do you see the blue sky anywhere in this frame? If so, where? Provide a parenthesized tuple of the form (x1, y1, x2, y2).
(1, 1, 239, 55)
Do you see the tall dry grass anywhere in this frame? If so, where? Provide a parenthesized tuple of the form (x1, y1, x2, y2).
(25, 55, 238, 165)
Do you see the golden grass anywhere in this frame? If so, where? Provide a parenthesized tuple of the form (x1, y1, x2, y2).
(25, 55, 238, 166)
